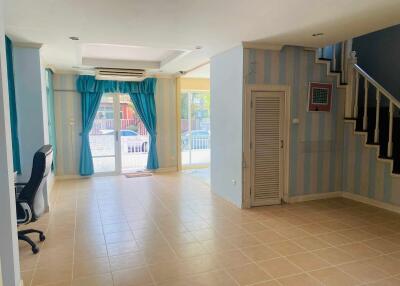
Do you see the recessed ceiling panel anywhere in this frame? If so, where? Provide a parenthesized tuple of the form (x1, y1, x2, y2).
(81, 44, 184, 62)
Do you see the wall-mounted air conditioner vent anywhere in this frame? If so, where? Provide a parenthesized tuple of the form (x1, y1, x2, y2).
(95, 68, 147, 81)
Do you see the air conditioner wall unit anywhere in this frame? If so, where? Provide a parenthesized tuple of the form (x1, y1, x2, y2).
(95, 67, 147, 82)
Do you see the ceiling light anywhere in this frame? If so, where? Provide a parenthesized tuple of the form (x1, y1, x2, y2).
(69, 36, 80, 41)
(312, 33, 324, 37)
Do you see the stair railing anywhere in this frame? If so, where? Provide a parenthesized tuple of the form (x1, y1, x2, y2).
(346, 60, 400, 158)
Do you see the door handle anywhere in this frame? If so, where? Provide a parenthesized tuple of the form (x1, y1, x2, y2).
(115, 131, 119, 142)
(280, 140, 283, 149)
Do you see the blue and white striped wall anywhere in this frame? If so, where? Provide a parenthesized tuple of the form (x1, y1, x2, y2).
(342, 123, 400, 205)
(244, 46, 346, 197)
(53, 74, 178, 177)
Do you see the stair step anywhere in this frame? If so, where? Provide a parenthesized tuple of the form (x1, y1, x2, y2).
(355, 129, 368, 133)
(378, 155, 393, 160)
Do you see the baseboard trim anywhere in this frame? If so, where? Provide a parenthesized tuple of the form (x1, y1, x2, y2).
(342, 192, 400, 215)
(55, 174, 83, 180)
(153, 167, 178, 173)
(286, 192, 342, 203)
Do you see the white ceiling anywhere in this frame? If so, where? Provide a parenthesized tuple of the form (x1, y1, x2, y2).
(5, 0, 400, 75)
(183, 64, 210, 79)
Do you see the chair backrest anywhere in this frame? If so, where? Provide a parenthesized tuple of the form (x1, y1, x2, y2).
(18, 145, 53, 221)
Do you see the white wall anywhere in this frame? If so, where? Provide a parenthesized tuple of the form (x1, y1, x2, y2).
(210, 45, 244, 208)
(13, 46, 48, 182)
(53, 74, 178, 176)
(0, 0, 22, 283)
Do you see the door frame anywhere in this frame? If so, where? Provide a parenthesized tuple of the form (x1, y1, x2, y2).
(177, 87, 211, 170)
(91, 93, 122, 176)
(243, 84, 291, 208)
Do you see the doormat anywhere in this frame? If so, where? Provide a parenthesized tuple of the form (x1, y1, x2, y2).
(124, 172, 153, 178)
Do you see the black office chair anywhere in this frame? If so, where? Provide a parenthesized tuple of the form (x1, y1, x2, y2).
(15, 145, 53, 254)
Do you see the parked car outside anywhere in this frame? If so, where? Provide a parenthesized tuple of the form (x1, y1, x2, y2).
(98, 129, 149, 152)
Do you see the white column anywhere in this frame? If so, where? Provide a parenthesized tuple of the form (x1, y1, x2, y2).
(13, 45, 51, 209)
(0, 0, 22, 284)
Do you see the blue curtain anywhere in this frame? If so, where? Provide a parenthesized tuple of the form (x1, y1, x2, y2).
(5, 36, 21, 173)
(79, 91, 103, 176)
(129, 92, 159, 169)
(76, 75, 158, 174)
(46, 69, 57, 170)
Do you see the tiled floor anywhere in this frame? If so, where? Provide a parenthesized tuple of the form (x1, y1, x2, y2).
(19, 172, 400, 286)
(182, 168, 210, 185)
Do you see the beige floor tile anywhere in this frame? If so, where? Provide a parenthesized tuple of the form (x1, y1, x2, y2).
(227, 263, 271, 285)
(226, 234, 262, 248)
(338, 261, 387, 283)
(365, 277, 400, 286)
(310, 267, 360, 286)
(112, 267, 154, 286)
(216, 250, 252, 268)
(339, 242, 381, 259)
(71, 273, 114, 286)
(148, 261, 182, 283)
(278, 273, 322, 286)
(364, 255, 400, 275)
(313, 247, 355, 265)
(21, 270, 34, 286)
(292, 236, 331, 251)
(268, 240, 305, 256)
(257, 257, 302, 279)
(363, 238, 400, 254)
(32, 265, 73, 286)
(158, 270, 237, 286)
(240, 245, 280, 261)
(317, 232, 352, 246)
(286, 252, 330, 271)
(253, 230, 285, 243)
(275, 226, 309, 239)
(73, 257, 110, 278)
(109, 252, 147, 271)
(252, 281, 280, 286)
(19, 174, 400, 286)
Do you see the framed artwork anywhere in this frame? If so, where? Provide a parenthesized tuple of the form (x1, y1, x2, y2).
(308, 82, 332, 112)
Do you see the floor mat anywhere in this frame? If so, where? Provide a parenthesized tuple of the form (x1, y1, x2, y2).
(124, 172, 153, 178)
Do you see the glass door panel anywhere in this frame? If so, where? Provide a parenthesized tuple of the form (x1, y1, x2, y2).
(181, 91, 210, 167)
(119, 94, 149, 172)
(90, 94, 119, 173)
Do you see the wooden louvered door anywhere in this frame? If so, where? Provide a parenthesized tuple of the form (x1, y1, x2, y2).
(250, 91, 284, 206)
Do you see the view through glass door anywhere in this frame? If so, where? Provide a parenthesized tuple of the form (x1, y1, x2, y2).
(89, 93, 149, 174)
(181, 91, 210, 167)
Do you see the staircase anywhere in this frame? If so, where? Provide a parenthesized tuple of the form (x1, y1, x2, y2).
(316, 41, 400, 176)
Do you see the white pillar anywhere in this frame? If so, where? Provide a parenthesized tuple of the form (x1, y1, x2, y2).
(13, 45, 51, 209)
(0, 0, 22, 284)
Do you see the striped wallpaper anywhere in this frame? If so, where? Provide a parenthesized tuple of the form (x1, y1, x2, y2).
(53, 74, 178, 176)
(342, 123, 400, 205)
(244, 46, 346, 197)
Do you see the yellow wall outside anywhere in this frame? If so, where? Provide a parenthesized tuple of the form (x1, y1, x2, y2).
(180, 78, 210, 91)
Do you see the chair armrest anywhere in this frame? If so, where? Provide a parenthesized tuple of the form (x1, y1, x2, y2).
(16, 199, 32, 225)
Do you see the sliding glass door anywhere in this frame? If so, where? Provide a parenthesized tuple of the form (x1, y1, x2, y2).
(89, 93, 149, 174)
(181, 91, 210, 167)
(89, 94, 120, 174)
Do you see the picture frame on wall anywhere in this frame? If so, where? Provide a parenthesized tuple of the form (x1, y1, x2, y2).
(308, 82, 332, 112)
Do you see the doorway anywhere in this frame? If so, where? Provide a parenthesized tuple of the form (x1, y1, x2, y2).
(180, 90, 210, 168)
(89, 93, 149, 174)
(243, 86, 290, 208)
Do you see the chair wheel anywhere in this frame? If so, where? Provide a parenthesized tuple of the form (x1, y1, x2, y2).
(32, 246, 39, 254)
(39, 233, 46, 241)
